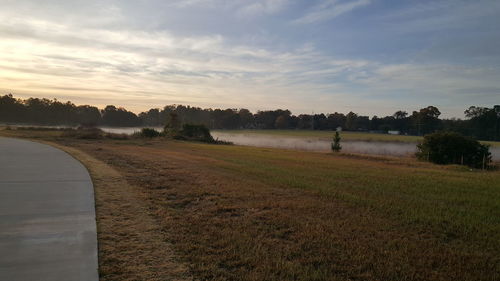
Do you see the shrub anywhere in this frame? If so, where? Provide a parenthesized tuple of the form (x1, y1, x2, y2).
(17, 126, 72, 131)
(105, 133, 130, 140)
(62, 127, 104, 139)
(416, 131, 491, 169)
(178, 124, 215, 143)
(139, 128, 161, 138)
(331, 131, 342, 152)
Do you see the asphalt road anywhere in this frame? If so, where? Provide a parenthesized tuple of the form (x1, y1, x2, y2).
(0, 137, 98, 281)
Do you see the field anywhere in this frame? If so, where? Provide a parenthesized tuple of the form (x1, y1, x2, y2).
(1, 128, 500, 281)
(214, 129, 500, 147)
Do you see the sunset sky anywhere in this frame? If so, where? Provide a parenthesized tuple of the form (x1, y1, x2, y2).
(1, 0, 499, 117)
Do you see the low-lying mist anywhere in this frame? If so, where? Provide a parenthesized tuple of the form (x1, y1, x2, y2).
(81, 128, 500, 161)
(212, 132, 500, 161)
(212, 132, 416, 156)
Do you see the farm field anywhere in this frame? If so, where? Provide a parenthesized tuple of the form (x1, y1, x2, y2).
(1, 128, 499, 280)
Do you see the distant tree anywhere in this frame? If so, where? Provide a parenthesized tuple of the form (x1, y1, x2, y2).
(3, 94, 500, 142)
(345, 112, 358, 130)
(393, 110, 409, 133)
(464, 105, 500, 141)
(238, 108, 254, 128)
(370, 116, 380, 131)
(255, 110, 290, 129)
(411, 106, 441, 135)
(139, 108, 161, 126)
(164, 112, 181, 133)
(76, 105, 102, 126)
(393, 110, 408, 120)
(297, 114, 313, 130)
(101, 105, 141, 127)
(0, 94, 25, 122)
(310, 114, 325, 130)
(220, 109, 240, 129)
(356, 115, 370, 130)
(326, 112, 346, 130)
(275, 115, 289, 129)
(331, 131, 342, 152)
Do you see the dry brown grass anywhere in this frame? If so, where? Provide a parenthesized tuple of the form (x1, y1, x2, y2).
(54, 139, 498, 281)
(2, 128, 499, 281)
(50, 143, 192, 281)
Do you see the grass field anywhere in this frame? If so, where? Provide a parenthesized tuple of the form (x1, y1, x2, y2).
(214, 129, 500, 147)
(1, 128, 500, 280)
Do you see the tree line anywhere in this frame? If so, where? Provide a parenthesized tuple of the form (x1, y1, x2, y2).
(1, 94, 499, 140)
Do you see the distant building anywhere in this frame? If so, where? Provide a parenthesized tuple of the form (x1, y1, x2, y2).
(388, 130, 400, 135)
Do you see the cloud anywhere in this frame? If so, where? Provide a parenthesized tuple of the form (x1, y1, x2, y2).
(237, 0, 288, 16)
(0, 0, 498, 117)
(294, 0, 371, 24)
(1, 11, 497, 117)
(170, 0, 288, 16)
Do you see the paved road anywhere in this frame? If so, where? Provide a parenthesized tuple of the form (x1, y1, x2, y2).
(0, 137, 98, 281)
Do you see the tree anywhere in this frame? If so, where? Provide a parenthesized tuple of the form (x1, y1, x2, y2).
(178, 124, 215, 143)
(393, 110, 409, 133)
(331, 131, 342, 152)
(77, 105, 102, 126)
(0, 94, 25, 122)
(416, 131, 491, 169)
(464, 106, 500, 141)
(101, 105, 141, 127)
(326, 112, 346, 130)
(164, 112, 181, 133)
(345, 112, 358, 130)
(238, 108, 254, 128)
(393, 110, 408, 120)
(255, 109, 290, 129)
(411, 106, 441, 135)
(275, 115, 289, 129)
(139, 108, 161, 126)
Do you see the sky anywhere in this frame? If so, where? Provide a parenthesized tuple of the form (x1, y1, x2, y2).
(0, 0, 499, 118)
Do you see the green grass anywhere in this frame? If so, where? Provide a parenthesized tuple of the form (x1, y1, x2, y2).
(181, 142, 500, 252)
(83, 139, 500, 279)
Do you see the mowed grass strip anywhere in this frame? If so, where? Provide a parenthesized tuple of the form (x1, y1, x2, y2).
(62, 139, 500, 281)
(47, 142, 193, 281)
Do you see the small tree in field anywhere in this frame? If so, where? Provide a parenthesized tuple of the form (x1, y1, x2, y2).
(331, 131, 342, 152)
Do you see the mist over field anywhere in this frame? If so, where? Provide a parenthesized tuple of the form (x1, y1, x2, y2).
(211, 132, 500, 161)
(93, 128, 500, 160)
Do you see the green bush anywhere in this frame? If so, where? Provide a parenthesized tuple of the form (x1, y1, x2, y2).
(62, 127, 104, 139)
(416, 131, 491, 168)
(331, 131, 341, 152)
(178, 124, 215, 143)
(139, 128, 161, 138)
(105, 133, 130, 140)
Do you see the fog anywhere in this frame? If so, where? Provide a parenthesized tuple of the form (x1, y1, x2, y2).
(212, 132, 418, 156)
(82, 128, 499, 161)
(99, 127, 163, 134)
